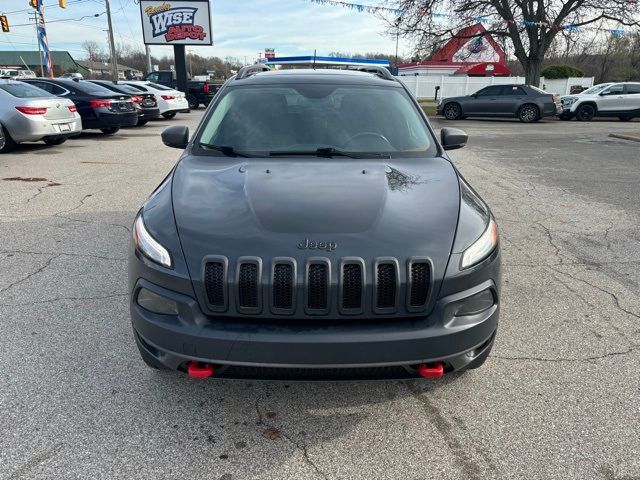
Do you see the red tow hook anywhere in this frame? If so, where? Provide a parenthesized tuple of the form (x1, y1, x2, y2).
(417, 362, 444, 379)
(187, 361, 215, 379)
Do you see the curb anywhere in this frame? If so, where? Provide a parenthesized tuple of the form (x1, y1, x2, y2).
(609, 133, 640, 143)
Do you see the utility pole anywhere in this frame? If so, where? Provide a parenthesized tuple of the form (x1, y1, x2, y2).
(29, 10, 44, 76)
(145, 45, 152, 74)
(104, 0, 118, 81)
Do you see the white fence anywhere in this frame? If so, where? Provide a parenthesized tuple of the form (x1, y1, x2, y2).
(398, 75, 594, 99)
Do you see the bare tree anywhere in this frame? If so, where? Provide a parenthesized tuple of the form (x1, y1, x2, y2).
(389, 0, 639, 85)
(82, 40, 106, 64)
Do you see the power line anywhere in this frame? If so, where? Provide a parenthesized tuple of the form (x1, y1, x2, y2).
(3, 0, 94, 15)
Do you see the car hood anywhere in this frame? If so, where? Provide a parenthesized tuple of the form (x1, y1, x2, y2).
(171, 154, 461, 289)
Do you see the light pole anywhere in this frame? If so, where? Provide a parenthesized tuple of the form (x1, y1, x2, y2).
(187, 49, 193, 77)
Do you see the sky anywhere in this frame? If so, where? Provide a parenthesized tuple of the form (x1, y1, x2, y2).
(0, 0, 410, 62)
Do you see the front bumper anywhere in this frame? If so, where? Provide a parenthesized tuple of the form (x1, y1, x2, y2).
(130, 274, 499, 376)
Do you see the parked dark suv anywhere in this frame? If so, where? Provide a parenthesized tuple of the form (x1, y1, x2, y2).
(437, 84, 561, 122)
(129, 65, 501, 380)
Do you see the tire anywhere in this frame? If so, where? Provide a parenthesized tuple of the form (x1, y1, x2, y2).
(162, 112, 177, 119)
(575, 104, 596, 122)
(187, 94, 199, 110)
(137, 120, 148, 126)
(0, 124, 16, 153)
(618, 116, 632, 122)
(518, 104, 540, 123)
(100, 127, 120, 134)
(442, 102, 462, 120)
(558, 113, 573, 121)
(43, 137, 67, 146)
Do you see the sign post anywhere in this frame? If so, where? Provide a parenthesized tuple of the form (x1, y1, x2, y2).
(139, 0, 213, 93)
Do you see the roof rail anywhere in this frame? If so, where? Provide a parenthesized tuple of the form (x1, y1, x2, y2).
(348, 65, 396, 81)
(236, 63, 271, 80)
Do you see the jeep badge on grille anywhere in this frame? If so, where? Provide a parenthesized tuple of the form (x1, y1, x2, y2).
(297, 238, 337, 252)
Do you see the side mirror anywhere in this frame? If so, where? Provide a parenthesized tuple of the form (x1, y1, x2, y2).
(161, 125, 189, 149)
(441, 127, 468, 151)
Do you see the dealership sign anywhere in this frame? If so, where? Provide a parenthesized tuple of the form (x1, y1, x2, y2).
(139, 0, 212, 45)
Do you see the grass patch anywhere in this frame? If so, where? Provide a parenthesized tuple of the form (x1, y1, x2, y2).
(421, 105, 437, 117)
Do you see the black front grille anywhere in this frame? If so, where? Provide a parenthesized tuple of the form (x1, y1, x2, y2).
(204, 262, 225, 307)
(202, 256, 432, 316)
(342, 263, 363, 310)
(376, 263, 397, 309)
(273, 263, 293, 310)
(409, 262, 430, 307)
(238, 263, 258, 309)
(307, 263, 328, 310)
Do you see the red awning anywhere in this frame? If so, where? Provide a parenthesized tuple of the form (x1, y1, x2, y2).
(454, 62, 511, 76)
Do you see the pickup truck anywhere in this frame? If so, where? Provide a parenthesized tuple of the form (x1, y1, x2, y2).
(144, 71, 222, 109)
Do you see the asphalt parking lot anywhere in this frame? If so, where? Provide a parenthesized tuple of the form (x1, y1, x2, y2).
(1, 114, 639, 479)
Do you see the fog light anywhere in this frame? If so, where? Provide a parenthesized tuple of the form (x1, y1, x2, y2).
(137, 288, 179, 315)
(455, 289, 495, 316)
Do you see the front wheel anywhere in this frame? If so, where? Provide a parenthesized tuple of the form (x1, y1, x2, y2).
(43, 137, 67, 146)
(100, 127, 120, 135)
(518, 104, 540, 123)
(575, 104, 595, 121)
(0, 125, 17, 153)
(187, 94, 199, 110)
(162, 112, 177, 119)
(442, 102, 462, 120)
(618, 115, 632, 122)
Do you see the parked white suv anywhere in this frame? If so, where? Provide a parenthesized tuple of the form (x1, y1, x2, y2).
(560, 82, 640, 121)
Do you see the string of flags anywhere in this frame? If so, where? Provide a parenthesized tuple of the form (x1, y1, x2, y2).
(306, 0, 628, 36)
(307, 0, 403, 15)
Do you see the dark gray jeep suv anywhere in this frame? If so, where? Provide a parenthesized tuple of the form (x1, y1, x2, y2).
(129, 65, 501, 380)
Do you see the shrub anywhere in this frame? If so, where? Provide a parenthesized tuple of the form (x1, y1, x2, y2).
(542, 65, 585, 79)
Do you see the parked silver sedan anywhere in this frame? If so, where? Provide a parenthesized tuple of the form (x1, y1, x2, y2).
(0, 80, 82, 153)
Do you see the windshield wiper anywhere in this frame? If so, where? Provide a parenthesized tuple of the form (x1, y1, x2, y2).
(199, 143, 254, 157)
(269, 147, 390, 159)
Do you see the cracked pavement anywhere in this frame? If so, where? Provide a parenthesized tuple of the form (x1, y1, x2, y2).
(1, 114, 639, 479)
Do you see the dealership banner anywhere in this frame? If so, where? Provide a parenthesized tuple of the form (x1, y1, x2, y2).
(139, 0, 213, 46)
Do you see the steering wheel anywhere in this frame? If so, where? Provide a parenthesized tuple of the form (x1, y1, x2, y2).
(342, 132, 393, 150)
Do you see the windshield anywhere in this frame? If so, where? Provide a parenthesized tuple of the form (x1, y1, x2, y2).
(0, 82, 50, 98)
(580, 84, 610, 95)
(197, 84, 435, 156)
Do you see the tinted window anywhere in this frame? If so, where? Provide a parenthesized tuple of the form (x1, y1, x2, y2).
(68, 82, 115, 95)
(27, 81, 54, 93)
(626, 84, 640, 94)
(148, 82, 171, 91)
(602, 85, 624, 95)
(501, 85, 525, 95)
(123, 83, 147, 92)
(0, 82, 50, 98)
(198, 84, 435, 156)
(477, 86, 503, 96)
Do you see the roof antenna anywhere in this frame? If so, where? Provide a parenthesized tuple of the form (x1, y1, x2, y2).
(313, 49, 316, 70)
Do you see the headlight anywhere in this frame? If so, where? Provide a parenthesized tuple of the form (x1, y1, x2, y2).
(460, 217, 498, 269)
(133, 213, 172, 268)
(562, 97, 577, 106)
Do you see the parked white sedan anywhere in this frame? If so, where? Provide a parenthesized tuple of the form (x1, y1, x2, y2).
(121, 81, 189, 119)
(0, 80, 82, 153)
